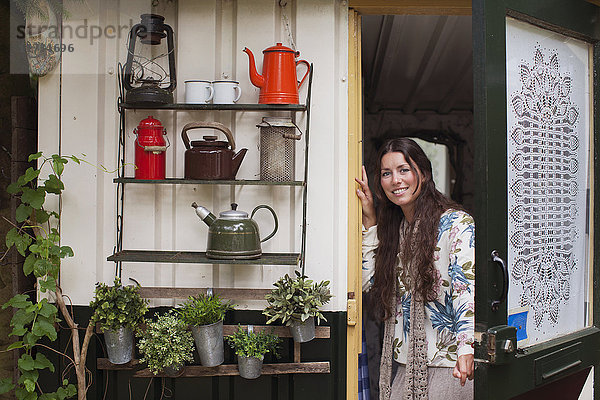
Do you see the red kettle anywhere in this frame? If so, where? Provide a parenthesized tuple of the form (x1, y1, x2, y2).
(243, 43, 310, 104)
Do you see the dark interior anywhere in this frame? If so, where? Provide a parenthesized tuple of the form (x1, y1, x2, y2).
(361, 15, 474, 400)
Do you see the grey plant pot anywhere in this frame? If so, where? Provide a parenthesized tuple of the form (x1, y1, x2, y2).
(289, 316, 315, 343)
(191, 320, 224, 366)
(162, 363, 184, 377)
(237, 355, 264, 379)
(104, 326, 134, 364)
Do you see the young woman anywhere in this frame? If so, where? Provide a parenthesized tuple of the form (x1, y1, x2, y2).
(356, 138, 474, 400)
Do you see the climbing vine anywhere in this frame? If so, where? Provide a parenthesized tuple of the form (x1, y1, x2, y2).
(1, 152, 93, 400)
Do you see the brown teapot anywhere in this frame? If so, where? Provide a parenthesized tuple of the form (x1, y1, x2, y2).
(181, 121, 247, 180)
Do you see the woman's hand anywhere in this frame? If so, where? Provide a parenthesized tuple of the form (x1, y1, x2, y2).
(355, 166, 376, 229)
(453, 354, 474, 386)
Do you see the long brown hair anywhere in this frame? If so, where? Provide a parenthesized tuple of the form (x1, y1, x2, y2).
(371, 138, 462, 320)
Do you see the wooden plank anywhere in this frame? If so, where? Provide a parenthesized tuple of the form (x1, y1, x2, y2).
(97, 358, 141, 370)
(348, 0, 471, 15)
(139, 287, 271, 300)
(347, 10, 363, 400)
(131, 362, 330, 377)
(294, 342, 301, 363)
(107, 250, 300, 265)
(97, 358, 331, 376)
(95, 324, 330, 339)
(11, 96, 37, 130)
(222, 325, 330, 339)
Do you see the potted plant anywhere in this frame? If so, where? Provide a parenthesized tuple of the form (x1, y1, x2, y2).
(177, 293, 234, 366)
(137, 311, 194, 376)
(225, 325, 281, 379)
(263, 271, 332, 342)
(89, 277, 149, 364)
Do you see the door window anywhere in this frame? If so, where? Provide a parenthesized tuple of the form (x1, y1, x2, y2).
(505, 17, 593, 347)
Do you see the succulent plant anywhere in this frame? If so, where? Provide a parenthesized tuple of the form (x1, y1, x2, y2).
(263, 271, 332, 326)
(176, 293, 234, 326)
(226, 325, 281, 358)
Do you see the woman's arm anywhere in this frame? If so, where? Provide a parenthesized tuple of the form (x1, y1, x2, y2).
(355, 166, 376, 229)
(362, 225, 378, 292)
(448, 212, 476, 384)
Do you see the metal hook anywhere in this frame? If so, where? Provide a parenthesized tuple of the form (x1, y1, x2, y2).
(279, 0, 287, 7)
(128, 277, 141, 287)
(207, 287, 213, 297)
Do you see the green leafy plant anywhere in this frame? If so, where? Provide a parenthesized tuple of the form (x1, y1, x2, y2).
(1, 152, 91, 400)
(89, 277, 148, 333)
(263, 271, 332, 326)
(225, 325, 281, 359)
(137, 311, 194, 375)
(176, 294, 234, 326)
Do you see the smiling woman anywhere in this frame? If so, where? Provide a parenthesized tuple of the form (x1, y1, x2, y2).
(379, 151, 423, 222)
(356, 138, 475, 400)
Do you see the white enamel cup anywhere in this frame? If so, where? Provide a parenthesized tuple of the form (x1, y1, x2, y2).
(212, 80, 242, 104)
(185, 80, 214, 104)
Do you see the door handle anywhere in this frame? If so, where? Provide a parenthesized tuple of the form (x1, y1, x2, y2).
(491, 250, 508, 312)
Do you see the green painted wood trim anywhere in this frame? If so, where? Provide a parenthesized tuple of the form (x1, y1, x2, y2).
(473, 0, 600, 398)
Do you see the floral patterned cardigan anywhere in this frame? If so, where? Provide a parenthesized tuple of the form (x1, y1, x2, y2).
(362, 209, 475, 367)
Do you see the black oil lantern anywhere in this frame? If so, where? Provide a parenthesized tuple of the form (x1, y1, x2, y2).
(123, 14, 176, 105)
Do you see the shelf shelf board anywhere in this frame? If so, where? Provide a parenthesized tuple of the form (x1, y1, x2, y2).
(120, 103, 306, 111)
(97, 359, 330, 376)
(114, 177, 304, 186)
(108, 250, 300, 265)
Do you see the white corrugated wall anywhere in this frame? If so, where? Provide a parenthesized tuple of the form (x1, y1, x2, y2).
(38, 0, 349, 310)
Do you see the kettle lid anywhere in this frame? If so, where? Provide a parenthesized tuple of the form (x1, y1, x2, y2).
(219, 203, 248, 219)
(263, 42, 298, 55)
(190, 135, 230, 148)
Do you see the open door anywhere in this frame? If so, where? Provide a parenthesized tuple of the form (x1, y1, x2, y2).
(473, 0, 600, 398)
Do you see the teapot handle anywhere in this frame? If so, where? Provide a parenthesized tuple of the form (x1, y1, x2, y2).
(181, 121, 236, 150)
(251, 205, 278, 243)
(296, 60, 310, 89)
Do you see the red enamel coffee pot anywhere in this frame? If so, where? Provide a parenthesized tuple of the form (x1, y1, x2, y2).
(243, 43, 310, 104)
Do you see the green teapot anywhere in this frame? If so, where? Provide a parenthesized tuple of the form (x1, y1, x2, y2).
(192, 202, 278, 260)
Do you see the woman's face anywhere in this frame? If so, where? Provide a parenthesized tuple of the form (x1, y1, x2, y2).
(380, 151, 422, 220)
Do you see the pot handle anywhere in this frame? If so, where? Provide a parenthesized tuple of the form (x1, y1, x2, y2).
(251, 205, 278, 243)
(296, 59, 310, 89)
(181, 121, 236, 150)
(134, 132, 171, 153)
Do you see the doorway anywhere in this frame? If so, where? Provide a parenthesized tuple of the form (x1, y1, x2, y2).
(350, 2, 600, 399)
(359, 14, 474, 400)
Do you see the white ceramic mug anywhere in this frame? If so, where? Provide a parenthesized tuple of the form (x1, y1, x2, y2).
(212, 80, 242, 104)
(185, 80, 214, 104)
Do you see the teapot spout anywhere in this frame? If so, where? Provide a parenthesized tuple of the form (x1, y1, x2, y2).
(231, 148, 248, 177)
(191, 202, 216, 226)
(243, 47, 265, 88)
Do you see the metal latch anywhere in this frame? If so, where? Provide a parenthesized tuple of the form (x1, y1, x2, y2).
(485, 325, 517, 365)
(347, 292, 357, 326)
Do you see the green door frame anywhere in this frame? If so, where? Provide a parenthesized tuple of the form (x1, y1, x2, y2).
(473, 0, 600, 398)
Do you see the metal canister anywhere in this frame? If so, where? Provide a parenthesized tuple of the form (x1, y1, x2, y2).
(256, 117, 301, 182)
(134, 116, 168, 179)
